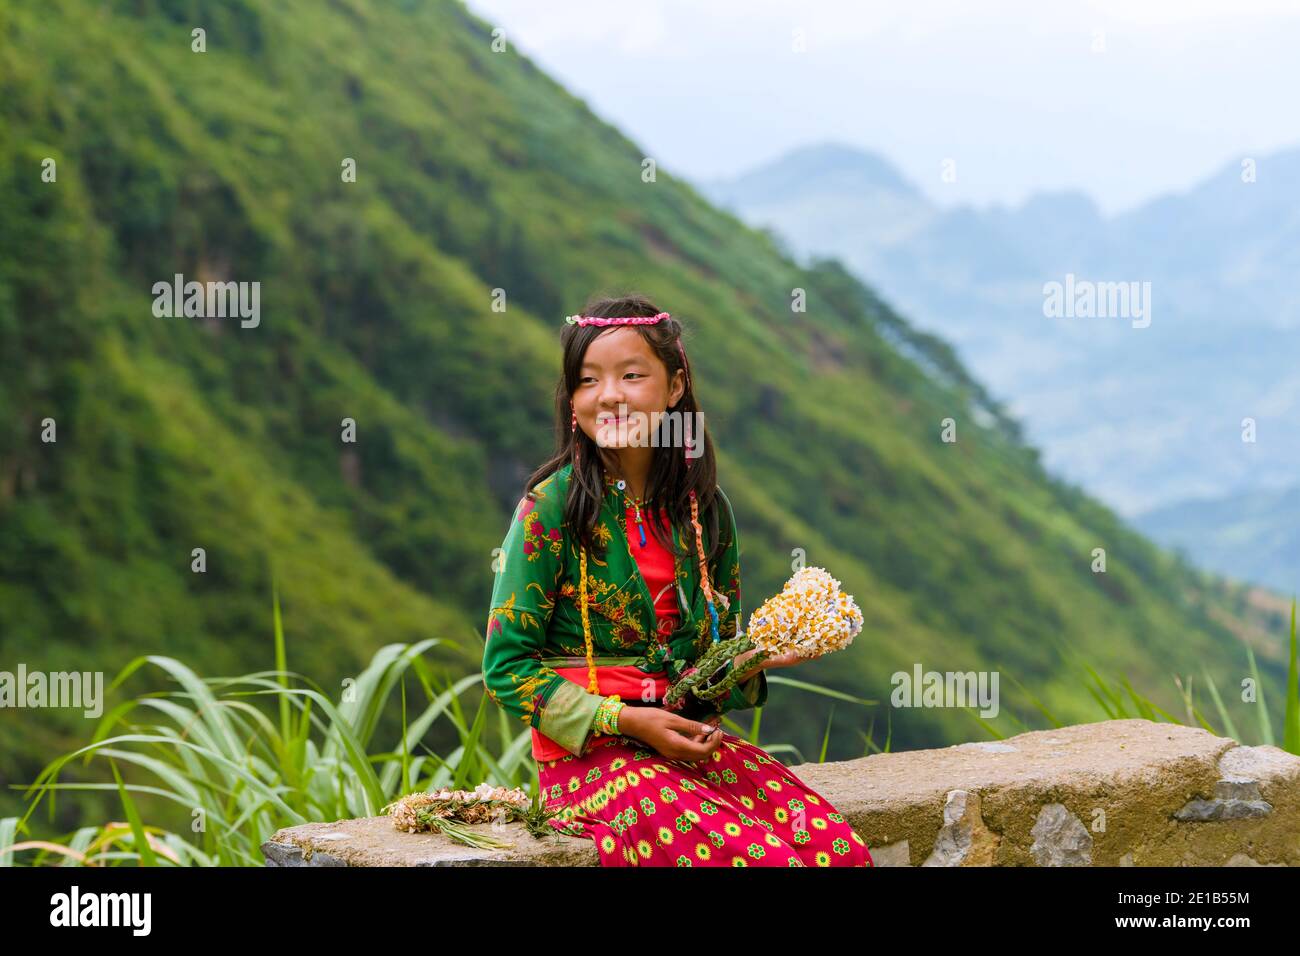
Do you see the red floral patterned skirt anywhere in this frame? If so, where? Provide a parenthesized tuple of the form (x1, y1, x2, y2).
(538, 731, 874, 867)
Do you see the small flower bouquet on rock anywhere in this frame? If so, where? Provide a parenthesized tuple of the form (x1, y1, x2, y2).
(383, 783, 566, 849)
(664, 566, 863, 714)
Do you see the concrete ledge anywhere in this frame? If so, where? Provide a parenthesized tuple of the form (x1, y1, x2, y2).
(262, 719, 1300, 866)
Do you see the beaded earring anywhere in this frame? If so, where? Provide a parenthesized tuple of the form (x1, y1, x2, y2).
(570, 400, 579, 470)
(674, 336, 697, 466)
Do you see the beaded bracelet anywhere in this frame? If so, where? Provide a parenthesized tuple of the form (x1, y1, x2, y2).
(596, 697, 621, 735)
(593, 694, 624, 736)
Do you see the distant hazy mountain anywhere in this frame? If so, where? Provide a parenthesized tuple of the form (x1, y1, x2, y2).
(705, 142, 936, 259)
(1133, 486, 1300, 596)
(700, 141, 1300, 587)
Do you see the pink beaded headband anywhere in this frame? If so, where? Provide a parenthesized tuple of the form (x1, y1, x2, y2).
(564, 312, 671, 326)
(564, 310, 691, 391)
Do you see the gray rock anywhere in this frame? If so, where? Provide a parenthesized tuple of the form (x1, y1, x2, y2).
(869, 839, 912, 866)
(923, 789, 1000, 866)
(262, 841, 347, 866)
(1175, 777, 1273, 820)
(1030, 803, 1092, 866)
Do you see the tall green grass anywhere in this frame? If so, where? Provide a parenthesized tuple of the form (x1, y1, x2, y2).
(966, 594, 1300, 755)
(0, 586, 872, 866)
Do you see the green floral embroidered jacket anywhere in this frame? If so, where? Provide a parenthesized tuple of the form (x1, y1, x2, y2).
(483, 462, 767, 757)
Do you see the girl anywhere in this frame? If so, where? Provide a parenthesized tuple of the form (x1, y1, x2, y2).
(483, 293, 874, 867)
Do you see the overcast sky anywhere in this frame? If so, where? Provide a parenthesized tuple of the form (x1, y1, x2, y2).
(465, 0, 1300, 217)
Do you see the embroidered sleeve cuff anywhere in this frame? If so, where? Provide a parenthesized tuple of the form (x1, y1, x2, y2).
(537, 679, 606, 757)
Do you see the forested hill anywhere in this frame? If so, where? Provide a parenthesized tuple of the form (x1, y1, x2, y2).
(0, 0, 1277, 810)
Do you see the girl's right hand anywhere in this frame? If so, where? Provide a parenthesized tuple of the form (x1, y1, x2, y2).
(618, 707, 724, 764)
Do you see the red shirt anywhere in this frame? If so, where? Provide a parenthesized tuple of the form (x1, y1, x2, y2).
(633, 505, 681, 643)
(531, 505, 680, 761)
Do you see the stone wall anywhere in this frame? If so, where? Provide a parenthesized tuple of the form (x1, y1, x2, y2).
(262, 719, 1300, 866)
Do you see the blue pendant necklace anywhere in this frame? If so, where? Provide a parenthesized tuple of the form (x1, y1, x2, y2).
(610, 474, 648, 548)
(625, 483, 648, 548)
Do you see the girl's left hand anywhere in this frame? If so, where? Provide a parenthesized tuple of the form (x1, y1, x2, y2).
(759, 649, 806, 670)
(736, 647, 804, 672)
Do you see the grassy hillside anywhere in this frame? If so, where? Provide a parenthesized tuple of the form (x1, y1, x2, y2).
(0, 0, 1287, 830)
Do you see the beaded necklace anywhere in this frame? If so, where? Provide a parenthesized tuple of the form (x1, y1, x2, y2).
(577, 469, 723, 691)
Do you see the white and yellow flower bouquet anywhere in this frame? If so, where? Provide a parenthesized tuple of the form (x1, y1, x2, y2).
(664, 566, 863, 713)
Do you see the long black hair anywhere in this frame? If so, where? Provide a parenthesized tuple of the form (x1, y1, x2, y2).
(522, 291, 729, 566)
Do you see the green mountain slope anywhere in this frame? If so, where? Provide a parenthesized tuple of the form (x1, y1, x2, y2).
(0, 0, 1284, 826)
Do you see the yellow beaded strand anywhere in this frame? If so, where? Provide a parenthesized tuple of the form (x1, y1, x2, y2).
(582, 547, 624, 738)
(579, 545, 599, 693)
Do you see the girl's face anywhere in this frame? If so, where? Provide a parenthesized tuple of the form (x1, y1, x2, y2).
(573, 328, 685, 450)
